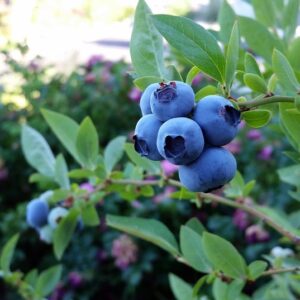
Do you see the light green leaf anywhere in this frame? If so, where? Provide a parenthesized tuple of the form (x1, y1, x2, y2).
(242, 110, 272, 128)
(248, 260, 268, 280)
(76, 117, 99, 170)
(104, 136, 126, 174)
(107, 214, 179, 256)
(81, 204, 100, 226)
(54, 154, 70, 190)
(53, 209, 79, 260)
(134, 76, 162, 91)
(239, 16, 283, 63)
(68, 169, 96, 179)
(278, 164, 300, 187)
(283, 0, 299, 42)
(267, 74, 278, 93)
(186, 66, 201, 85)
(21, 125, 55, 178)
(244, 53, 262, 77)
(218, 0, 236, 44)
(169, 273, 193, 300)
(295, 95, 300, 111)
(130, 0, 168, 78)
(41, 109, 80, 163)
(185, 217, 205, 236)
(288, 37, 300, 72)
(243, 73, 267, 93)
(213, 278, 245, 300)
(0, 234, 19, 273)
(192, 275, 208, 298)
(24, 269, 38, 287)
(166, 65, 183, 81)
(225, 22, 239, 90)
(35, 265, 62, 297)
(252, 0, 275, 27)
(195, 85, 217, 101)
(243, 180, 256, 196)
(272, 49, 299, 93)
(124, 143, 160, 174)
(180, 226, 212, 273)
(203, 232, 247, 279)
(152, 14, 225, 82)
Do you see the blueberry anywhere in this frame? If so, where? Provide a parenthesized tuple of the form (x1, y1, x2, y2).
(178, 146, 237, 192)
(133, 114, 163, 161)
(150, 81, 195, 121)
(140, 83, 160, 115)
(192, 95, 241, 146)
(157, 117, 204, 165)
(48, 206, 69, 229)
(26, 198, 49, 229)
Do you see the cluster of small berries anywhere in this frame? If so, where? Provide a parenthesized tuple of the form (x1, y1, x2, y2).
(133, 81, 241, 192)
(26, 191, 72, 242)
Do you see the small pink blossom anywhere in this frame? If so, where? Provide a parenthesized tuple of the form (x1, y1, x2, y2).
(258, 145, 273, 161)
(80, 182, 95, 193)
(84, 73, 96, 84)
(247, 129, 262, 141)
(223, 139, 241, 154)
(233, 209, 250, 230)
(238, 120, 246, 129)
(86, 55, 103, 69)
(68, 272, 83, 288)
(245, 224, 270, 243)
(128, 87, 142, 102)
(153, 186, 176, 204)
(161, 160, 178, 177)
(192, 73, 203, 86)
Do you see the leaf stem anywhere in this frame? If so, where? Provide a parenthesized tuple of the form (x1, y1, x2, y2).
(262, 267, 300, 277)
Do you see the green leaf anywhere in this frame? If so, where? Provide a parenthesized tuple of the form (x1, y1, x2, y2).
(213, 278, 245, 300)
(283, 0, 299, 42)
(248, 260, 268, 280)
(81, 204, 100, 226)
(0, 234, 19, 273)
(53, 209, 79, 260)
(192, 275, 208, 298)
(225, 22, 239, 90)
(288, 37, 300, 72)
(267, 74, 278, 93)
(242, 110, 272, 128)
(243, 73, 267, 93)
(104, 136, 126, 174)
(124, 143, 160, 174)
(151, 14, 225, 82)
(24, 269, 38, 287)
(295, 95, 300, 111)
(244, 53, 262, 77)
(130, 0, 168, 78)
(41, 109, 80, 163)
(252, 0, 276, 27)
(166, 65, 183, 81)
(169, 273, 193, 300)
(185, 66, 201, 85)
(195, 85, 217, 101)
(218, 0, 236, 44)
(272, 49, 299, 93)
(224, 171, 244, 198)
(54, 154, 70, 190)
(239, 16, 283, 63)
(185, 218, 205, 236)
(134, 76, 162, 91)
(68, 169, 96, 179)
(279, 103, 300, 150)
(35, 265, 62, 297)
(203, 232, 247, 279)
(180, 226, 212, 273)
(76, 117, 99, 170)
(21, 125, 55, 178)
(278, 164, 300, 187)
(106, 214, 179, 256)
(243, 180, 256, 196)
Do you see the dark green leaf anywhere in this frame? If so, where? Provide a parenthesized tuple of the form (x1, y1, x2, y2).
(130, 0, 168, 78)
(152, 14, 225, 82)
(24, 269, 38, 287)
(244, 53, 262, 76)
(107, 215, 179, 256)
(169, 273, 193, 300)
(195, 85, 217, 101)
(272, 49, 299, 93)
(53, 209, 79, 260)
(225, 22, 239, 90)
(243, 73, 267, 93)
(35, 265, 62, 297)
(104, 136, 126, 174)
(76, 117, 99, 170)
(218, 0, 236, 44)
(203, 232, 247, 279)
(185, 66, 201, 85)
(180, 226, 212, 273)
(0, 234, 19, 273)
(248, 260, 268, 280)
(54, 154, 70, 190)
(243, 180, 256, 196)
(41, 109, 80, 163)
(252, 0, 275, 27)
(81, 204, 100, 226)
(242, 110, 272, 128)
(21, 125, 55, 177)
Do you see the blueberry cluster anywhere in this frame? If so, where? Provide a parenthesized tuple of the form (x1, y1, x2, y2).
(133, 81, 241, 192)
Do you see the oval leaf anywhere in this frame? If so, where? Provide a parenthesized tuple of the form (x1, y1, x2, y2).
(0, 234, 19, 273)
(55, 154, 70, 190)
(106, 214, 179, 256)
(218, 0, 236, 44)
(248, 260, 268, 280)
(244, 53, 262, 77)
(242, 110, 272, 128)
(169, 273, 193, 300)
(243, 73, 267, 94)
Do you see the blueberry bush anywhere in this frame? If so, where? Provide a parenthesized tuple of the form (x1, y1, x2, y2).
(2, 0, 300, 299)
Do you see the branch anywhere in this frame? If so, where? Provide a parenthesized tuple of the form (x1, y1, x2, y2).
(262, 267, 300, 277)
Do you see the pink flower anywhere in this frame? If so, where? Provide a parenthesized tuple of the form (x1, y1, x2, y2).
(247, 129, 262, 141)
(0, 168, 8, 181)
(84, 73, 96, 84)
(233, 209, 250, 230)
(86, 55, 103, 69)
(192, 73, 203, 86)
(161, 160, 178, 177)
(80, 182, 95, 193)
(68, 272, 83, 288)
(111, 234, 138, 270)
(258, 145, 273, 161)
(238, 120, 246, 129)
(153, 186, 176, 204)
(245, 224, 270, 243)
(128, 87, 142, 102)
(223, 139, 241, 154)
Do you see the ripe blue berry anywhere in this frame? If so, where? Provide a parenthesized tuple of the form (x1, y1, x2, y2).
(48, 207, 69, 229)
(133, 114, 163, 161)
(178, 146, 237, 192)
(150, 81, 195, 121)
(192, 95, 240, 146)
(26, 198, 49, 229)
(140, 83, 159, 115)
(157, 117, 204, 165)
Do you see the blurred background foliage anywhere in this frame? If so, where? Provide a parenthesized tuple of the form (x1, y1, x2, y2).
(0, 0, 298, 299)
